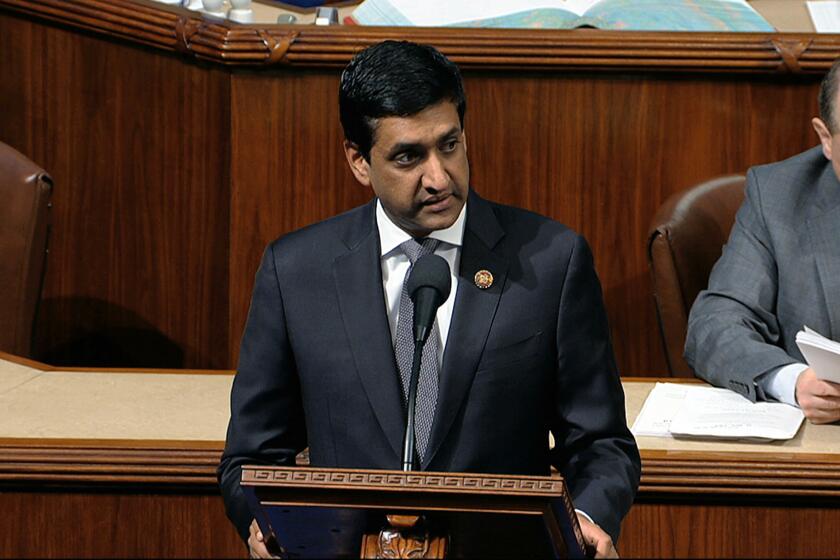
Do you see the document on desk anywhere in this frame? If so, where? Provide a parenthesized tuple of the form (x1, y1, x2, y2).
(796, 326, 840, 384)
(807, 1, 840, 33)
(632, 383, 804, 441)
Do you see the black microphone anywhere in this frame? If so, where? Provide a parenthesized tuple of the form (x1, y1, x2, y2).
(402, 253, 452, 471)
(406, 254, 452, 344)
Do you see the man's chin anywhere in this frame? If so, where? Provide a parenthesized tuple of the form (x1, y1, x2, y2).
(403, 198, 464, 235)
(421, 214, 458, 234)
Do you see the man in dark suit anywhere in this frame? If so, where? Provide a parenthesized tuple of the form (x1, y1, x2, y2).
(685, 59, 840, 425)
(219, 40, 640, 558)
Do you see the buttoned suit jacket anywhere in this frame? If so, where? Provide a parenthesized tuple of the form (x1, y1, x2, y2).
(218, 190, 640, 543)
(686, 146, 840, 400)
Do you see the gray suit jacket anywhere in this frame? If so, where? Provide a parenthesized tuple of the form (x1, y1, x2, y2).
(218, 190, 640, 543)
(685, 146, 840, 401)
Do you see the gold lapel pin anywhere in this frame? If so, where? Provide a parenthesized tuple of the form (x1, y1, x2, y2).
(474, 269, 494, 289)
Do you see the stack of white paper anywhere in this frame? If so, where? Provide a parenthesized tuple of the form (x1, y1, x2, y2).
(632, 383, 804, 441)
(807, 1, 840, 33)
(632, 382, 689, 437)
(796, 326, 840, 383)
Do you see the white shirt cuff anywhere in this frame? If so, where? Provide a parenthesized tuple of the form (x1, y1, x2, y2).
(759, 363, 808, 406)
(575, 509, 594, 525)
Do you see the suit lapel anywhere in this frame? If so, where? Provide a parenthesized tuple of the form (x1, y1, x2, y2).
(423, 192, 508, 468)
(807, 169, 840, 339)
(333, 202, 405, 462)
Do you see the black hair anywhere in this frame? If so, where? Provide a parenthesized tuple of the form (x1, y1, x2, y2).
(819, 58, 840, 132)
(339, 40, 466, 161)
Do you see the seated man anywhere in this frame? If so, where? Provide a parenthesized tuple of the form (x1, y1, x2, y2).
(685, 59, 840, 425)
(218, 40, 640, 558)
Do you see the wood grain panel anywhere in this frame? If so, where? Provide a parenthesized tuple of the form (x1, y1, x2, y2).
(229, 69, 366, 361)
(0, 444, 223, 484)
(621, 500, 840, 558)
(468, 72, 820, 374)
(0, 438, 243, 558)
(229, 69, 821, 374)
(0, 11, 231, 368)
(3, 0, 840, 74)
(0, 1, 830, 375)
(0, 490, 243, 558)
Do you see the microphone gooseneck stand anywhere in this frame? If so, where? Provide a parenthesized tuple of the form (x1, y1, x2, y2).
(400, 252, 451, 472)
(402, 341, 425, 472)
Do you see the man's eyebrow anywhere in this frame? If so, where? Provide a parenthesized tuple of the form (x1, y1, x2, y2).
(438, 126, 461, 140)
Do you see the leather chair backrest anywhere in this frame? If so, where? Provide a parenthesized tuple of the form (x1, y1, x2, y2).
(647, 175, 746, 377)
(0, 142, 53, 357)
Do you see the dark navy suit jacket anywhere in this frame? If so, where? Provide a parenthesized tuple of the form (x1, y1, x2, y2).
(218, 191, 640, 542)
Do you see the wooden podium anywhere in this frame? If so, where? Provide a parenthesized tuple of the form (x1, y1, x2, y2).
(242, 466, 587, 559)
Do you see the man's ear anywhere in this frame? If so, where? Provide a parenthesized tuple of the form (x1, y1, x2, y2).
(812, 117, 834, 161)
(343, 140, 372, 187)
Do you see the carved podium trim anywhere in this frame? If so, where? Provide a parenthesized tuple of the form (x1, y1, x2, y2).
(243, 466, 567, 496)
(242, 466, 586, 558)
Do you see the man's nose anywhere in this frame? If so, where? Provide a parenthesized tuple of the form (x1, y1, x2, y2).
(421, 154, 448, 191)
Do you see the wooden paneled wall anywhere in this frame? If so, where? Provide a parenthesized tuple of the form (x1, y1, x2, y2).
(4, 487, 840, 558)
(3, 439, 839, 558)
(0, 490, 244, 558)
(622, 499, 840, 558)
(0, 2, 828, 374)
(1, 11, 232, 369)
(229, 70, 822, 374)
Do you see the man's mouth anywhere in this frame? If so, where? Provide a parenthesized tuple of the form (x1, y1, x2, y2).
(422, 194, 452, 211)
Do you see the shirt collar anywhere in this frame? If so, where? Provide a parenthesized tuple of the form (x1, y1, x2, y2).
(376, 198, 467, 257)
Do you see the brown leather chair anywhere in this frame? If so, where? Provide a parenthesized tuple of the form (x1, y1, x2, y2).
(647, 175, 746, 377)
(0, 142, 53, 358)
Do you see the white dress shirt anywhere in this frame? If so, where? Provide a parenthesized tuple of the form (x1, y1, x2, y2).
(376, 199, 465, 364)
(759, 362, 807, 406)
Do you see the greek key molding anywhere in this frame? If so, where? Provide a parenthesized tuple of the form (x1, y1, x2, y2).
(242, 466, 566, 496)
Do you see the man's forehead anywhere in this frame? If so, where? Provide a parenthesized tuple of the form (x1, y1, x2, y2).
(371, 102, 462, 150)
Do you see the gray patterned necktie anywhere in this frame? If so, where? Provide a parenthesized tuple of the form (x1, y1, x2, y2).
(395, 237, 442, 462)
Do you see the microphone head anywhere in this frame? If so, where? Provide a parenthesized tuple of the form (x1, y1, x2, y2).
(406, 254, 451, 303)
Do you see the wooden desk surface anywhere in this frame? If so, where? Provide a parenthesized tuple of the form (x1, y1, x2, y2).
(0, 355, 232, 444)
(2, 351, 838, 465)
(2, 352, 839, 558)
